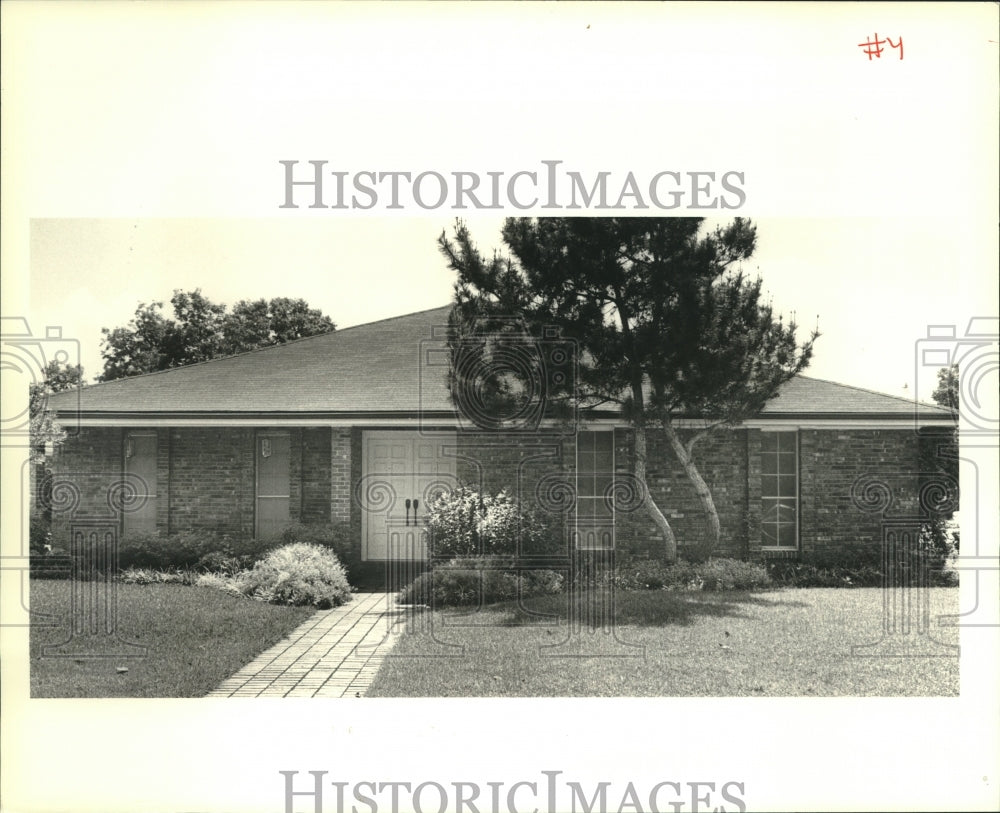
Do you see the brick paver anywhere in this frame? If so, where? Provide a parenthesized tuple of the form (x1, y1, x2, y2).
(206, 592, 407, 698)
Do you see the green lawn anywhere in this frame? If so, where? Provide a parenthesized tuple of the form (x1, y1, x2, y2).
(367, 587, 960, 697)
(30, 579, 315, 697)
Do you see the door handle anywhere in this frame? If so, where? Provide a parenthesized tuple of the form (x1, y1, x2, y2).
(405, 498, 411, 526)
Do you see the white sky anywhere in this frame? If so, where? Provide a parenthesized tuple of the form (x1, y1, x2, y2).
(28, 215, 986, 401)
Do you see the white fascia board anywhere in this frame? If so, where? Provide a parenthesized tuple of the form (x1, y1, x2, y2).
(69, 414, 955, 429)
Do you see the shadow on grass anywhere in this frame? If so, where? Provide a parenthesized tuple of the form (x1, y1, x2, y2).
(481, 588, 810, 628)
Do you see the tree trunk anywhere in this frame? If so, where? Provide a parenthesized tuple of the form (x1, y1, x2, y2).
(663, 422, 721, 558)
(634, 423, 678, 563)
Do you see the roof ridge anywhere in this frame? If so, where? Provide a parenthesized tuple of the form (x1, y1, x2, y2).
(794, 374, 953, 413)
(60, 303, 454, 393)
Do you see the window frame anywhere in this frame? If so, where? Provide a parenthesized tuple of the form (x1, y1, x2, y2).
(759, 429, 800, 551)
(254, 430, 292, 541)
(122, 430, 158, 535)
(574, 429, 616, 550)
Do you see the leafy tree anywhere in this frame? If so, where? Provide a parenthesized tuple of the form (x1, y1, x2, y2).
(920, 364, 960, 560)
(98, 293, 220, 381)
(221, 297, 337, 356)
(439, 217, 818, 561)
(100, 290, 335, 381)
(29, 361, 84, 463)
(931, 363, 959, 412)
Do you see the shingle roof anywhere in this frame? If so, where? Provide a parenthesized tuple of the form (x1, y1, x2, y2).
(48, 305, 457, 416)
(47, 305, 952, 421)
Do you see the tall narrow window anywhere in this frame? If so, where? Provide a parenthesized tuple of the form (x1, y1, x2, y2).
(123, 432, 157, 535)
(760, 431, 798, 549)
(575, 431, 614, 549)
(256, 432, 291, 540)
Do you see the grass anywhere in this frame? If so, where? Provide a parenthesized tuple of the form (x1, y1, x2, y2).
(30, 579, 316, 697)
(367, 587, 960, 697)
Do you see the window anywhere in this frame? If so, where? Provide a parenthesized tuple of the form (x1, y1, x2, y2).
(256, 432, 291, 541)
(123, 432, 157, 535)
(575, 431, 614, 549)
(760, 431, 798, 549)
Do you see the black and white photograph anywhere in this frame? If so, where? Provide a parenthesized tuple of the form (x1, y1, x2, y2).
(2, 3, 997, 813)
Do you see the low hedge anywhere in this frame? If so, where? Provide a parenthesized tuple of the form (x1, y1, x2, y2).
(399, 556, 565, 606)
(611, 556, 772, 592)
(766, 560, 958, 588)
(117, 529, 276, 572)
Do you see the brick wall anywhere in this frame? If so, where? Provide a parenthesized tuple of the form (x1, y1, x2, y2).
(51, 426, 340, 542)
(50, 427, 123, 548)
(167, 428, 255, 536)
(616, 427, 750, 560)
(798, 428, 921, 566)
(333, 429, 353, 525)
(50, 424, 925, 566)
(300, 427, 332, 524)
(446, 425, 922, 565)
(345, 428, 363, 564)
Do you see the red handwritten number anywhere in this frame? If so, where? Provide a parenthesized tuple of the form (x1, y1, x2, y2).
(859, 34, 904, 61)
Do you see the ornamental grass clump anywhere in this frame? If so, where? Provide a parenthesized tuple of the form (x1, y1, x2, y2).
(237, 542, 352, 608)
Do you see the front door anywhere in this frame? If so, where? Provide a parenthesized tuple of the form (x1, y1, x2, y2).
(256, 432, 290, 540)
(362, 431, 457, 560)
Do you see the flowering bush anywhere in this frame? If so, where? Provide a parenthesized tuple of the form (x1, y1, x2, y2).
(278, 522, 361, 581)
(236, 543, 352, 608)
(427, 486, 559, 559)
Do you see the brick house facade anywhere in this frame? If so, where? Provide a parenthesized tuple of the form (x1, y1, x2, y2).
(46, 306, 953, 567)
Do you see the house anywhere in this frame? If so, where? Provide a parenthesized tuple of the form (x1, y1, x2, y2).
(44, 305, 956, 571)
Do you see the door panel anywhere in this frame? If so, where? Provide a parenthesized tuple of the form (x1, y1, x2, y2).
(256, 433, 290, 540)
(124, 433, 157, 535)
(363, 432, 456, 561)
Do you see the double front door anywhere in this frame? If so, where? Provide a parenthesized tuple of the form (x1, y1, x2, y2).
(362, 431, 457, 561)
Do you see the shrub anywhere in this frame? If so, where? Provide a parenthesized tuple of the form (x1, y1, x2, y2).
(920, 517, 960, 571)
(693, 558, 772, 591)
(426, 486, 562, 559)
(767, 561, 884, 588)
(608, 556, 683, 591)
(118, 567, 197, 586)
(195, 572, 246, 598)
(933, 564, 960, 587)
(29, 509, 52, 555)
(118, 529, 273, 572)
(611, 556, 771, 592)
(399, 556, 565, 606)
(118, 530, 210, 570)
(767, 556, 960, 589)
(194, 551, 246, 576)
(278, 522, 361, 580)
(237, 543, 352, 608)
(29, 510, 71, 578)
(29, 553, 72, 579)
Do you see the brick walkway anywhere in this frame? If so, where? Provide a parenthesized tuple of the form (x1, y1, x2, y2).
(206, 592, 406, 698)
